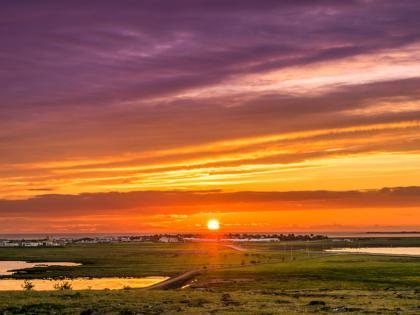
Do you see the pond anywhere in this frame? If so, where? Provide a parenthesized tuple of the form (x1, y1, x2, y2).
(0, 261, 168, 290)
(0, 261, 81, 276)
(0, 277, 169, 291)
(326, 247, 420, 256)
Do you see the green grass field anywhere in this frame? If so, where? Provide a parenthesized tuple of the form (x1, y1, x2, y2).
(0, 239, 419, 314)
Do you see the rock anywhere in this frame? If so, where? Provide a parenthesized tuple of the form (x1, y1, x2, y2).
(308, 300, 326, 306)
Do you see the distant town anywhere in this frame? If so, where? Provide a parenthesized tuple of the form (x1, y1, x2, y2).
(0, 233, 328, 247)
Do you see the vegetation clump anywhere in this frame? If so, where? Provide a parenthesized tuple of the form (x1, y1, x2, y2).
(53, 281, 73, 291)
(221, 293, 241, 306)
(22, 280, 35, 291)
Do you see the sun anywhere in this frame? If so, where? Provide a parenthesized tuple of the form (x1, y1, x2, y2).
(207, 219, 220, 231)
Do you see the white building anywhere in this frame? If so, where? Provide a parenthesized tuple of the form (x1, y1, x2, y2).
(0, 241, 19, 247)
(159, 236, 179, 243)
(22, 241, 43, 247)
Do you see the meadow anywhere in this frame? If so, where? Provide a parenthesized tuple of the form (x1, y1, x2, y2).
(0, 238, 419, 314)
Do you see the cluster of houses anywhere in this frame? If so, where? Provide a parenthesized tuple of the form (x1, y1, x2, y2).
(0, 238, 61, 247)
(0, 233, 329, 247)
(0, 235, 182, 247)
(69, 235, 181, 244)
(184, 233, 328, 243)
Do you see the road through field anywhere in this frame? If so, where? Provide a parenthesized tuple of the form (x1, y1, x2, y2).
(147, 270, 200, 290)
(149, 244, 248, 289)
(223, 244, 248, 252)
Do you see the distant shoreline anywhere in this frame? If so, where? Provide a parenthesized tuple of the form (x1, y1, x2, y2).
(365, 231, 420, 234)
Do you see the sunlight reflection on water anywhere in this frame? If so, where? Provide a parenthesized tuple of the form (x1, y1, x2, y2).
(326, 247, 420, 256)
(0, 277, 169, 291)
(0, 261, 168, 291)
(0, 261, 81, 276)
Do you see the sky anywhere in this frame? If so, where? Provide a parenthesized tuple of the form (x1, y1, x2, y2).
(1, 0, 420, 233)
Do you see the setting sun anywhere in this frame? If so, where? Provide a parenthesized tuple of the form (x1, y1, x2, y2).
(207, 219, 220, 231)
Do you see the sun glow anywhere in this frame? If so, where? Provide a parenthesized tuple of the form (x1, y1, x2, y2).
(207, 219, 220, 231)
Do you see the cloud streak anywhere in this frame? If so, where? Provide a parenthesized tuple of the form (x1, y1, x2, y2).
(1, 187, 420, 217)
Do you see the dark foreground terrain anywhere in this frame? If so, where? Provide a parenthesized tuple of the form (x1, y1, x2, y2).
(0, 238, 419, 314)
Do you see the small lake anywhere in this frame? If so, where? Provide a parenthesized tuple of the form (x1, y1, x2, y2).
(0, 277, 169, 291)
(0, 261, 81, 276)
(326, 247, 420, 256)
(0, 261, 168, 291)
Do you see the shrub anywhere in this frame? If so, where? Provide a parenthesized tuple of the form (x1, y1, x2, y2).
(54, 281, 73, 291)
(22, 280, 35, 291)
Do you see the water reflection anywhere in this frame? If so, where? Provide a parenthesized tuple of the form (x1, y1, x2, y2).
(0, 277, 169, 291)
(0, 261, 81, 276)
(326, 247, 420, 256)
